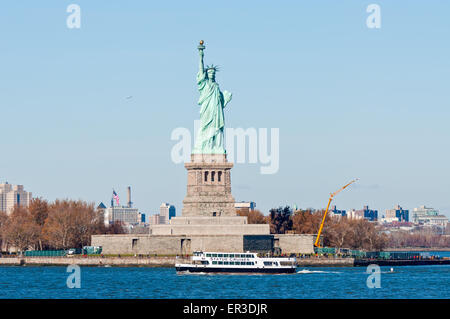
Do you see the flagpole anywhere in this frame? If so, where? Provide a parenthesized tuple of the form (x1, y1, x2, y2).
(112, 188, 114, 226)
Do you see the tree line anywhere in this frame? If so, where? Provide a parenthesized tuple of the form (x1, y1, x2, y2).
(239, 206, 450, 250)
(0, 198, 125, 253)
(387, 227, 450, 248)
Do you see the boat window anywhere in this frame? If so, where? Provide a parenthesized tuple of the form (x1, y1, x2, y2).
(224, 261, 229, 265)
(263, 261, 274, 266)
(218, 261, 223, 265)
(229, 262, 234, 265)
(212, 254, 217, 257)
(246, 254, 252, 258)
(280, 261, 293, 266)
(246, 262, 251, 265)
(229, 254, 235, 258)
(223, 254, 229, 258)
(206, 253, 211, 257)
(239, 254, 245, 258)
(218, 254, 223, 257)
(212, 261, 217, 265)
(201, 260, 209, 265)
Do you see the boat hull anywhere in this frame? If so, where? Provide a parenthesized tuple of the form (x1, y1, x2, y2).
(176, 266, 296, 274)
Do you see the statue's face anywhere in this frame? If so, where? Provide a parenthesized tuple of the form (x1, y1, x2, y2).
(207, 69, 216, 80)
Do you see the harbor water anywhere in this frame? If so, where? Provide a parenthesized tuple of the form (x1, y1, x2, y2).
(1, 252, 449, 299)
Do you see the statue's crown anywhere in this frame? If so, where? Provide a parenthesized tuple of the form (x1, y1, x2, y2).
(206, 64, 219, 72)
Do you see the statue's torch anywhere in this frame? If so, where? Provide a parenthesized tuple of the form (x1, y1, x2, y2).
(198, 40, 205, 52)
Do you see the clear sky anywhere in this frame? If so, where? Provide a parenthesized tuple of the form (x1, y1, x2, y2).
(1, 1, 449, 218)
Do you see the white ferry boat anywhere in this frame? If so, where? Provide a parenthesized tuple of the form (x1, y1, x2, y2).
(175, 251, 297, 274)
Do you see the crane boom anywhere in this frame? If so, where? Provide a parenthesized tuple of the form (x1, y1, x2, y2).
(314, 179, 358, 248)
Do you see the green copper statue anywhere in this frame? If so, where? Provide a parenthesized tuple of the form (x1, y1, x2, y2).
(192, 40, 232, 154)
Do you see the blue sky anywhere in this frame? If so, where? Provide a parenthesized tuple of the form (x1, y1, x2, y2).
(1, 1, 449, 218)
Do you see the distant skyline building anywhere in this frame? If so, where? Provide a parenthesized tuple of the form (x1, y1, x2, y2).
(103, 206, 140, 226)
(149, 213, 162, 225)
(0, 182, 32, 214)
(385, 204, 409, 222)
(411, 205, 448, 227)
(346, 209, 364, 220)
(235, 201, 256, 213)
(356, 205, 378, 221)
(126, 186, 133, 208)
(330, 205, 346, 217)
(159, 203, 176, 224)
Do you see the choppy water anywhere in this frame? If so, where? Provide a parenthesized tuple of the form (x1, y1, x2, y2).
(0, 251, 449, 299)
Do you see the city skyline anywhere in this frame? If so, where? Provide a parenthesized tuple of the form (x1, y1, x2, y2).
(1, 1, 450, 218)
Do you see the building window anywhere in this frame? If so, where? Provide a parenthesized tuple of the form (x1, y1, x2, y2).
(204, 171, 208, 182)
(212, 212, 217, 217)
(218, 171, 222, 182)
(132, 238, 138, 248)
(211, 171, 215, 182)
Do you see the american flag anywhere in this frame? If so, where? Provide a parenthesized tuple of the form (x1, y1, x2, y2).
(113, 190, 120, 206)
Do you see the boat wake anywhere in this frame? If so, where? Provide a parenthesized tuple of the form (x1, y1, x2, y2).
(177, 271, 211, 275)
(296, 269, 341, 274)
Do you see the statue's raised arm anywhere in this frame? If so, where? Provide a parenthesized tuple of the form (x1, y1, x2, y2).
(198, 40, 205, 77)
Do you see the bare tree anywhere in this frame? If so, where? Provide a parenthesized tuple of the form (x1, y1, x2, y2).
(104, 221, 127, 234)
(292, 209, 322, 234)
(28, 198, 49, 250)
(42, 199, 103, 249)
(2, 206, 40, 255)
(0, 211, 8, 251)
(268, 206, 293, 234)
(236, 209, 268, 224)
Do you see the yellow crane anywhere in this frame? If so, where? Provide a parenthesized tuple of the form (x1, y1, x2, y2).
(314, 179, 359, 248)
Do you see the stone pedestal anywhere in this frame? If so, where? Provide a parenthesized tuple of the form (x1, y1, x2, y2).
(149, 152, 271, 236)
(182, 154, 236, 217)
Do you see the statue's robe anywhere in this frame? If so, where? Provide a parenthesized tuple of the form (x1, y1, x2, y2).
(193, 69, 232, 154)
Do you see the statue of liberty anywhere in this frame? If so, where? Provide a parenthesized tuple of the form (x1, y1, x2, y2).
(192, 40, 232, 154)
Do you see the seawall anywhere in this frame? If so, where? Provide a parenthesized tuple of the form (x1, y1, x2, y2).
(0, 256, 354, 267)
(0, 256, 178, 267)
